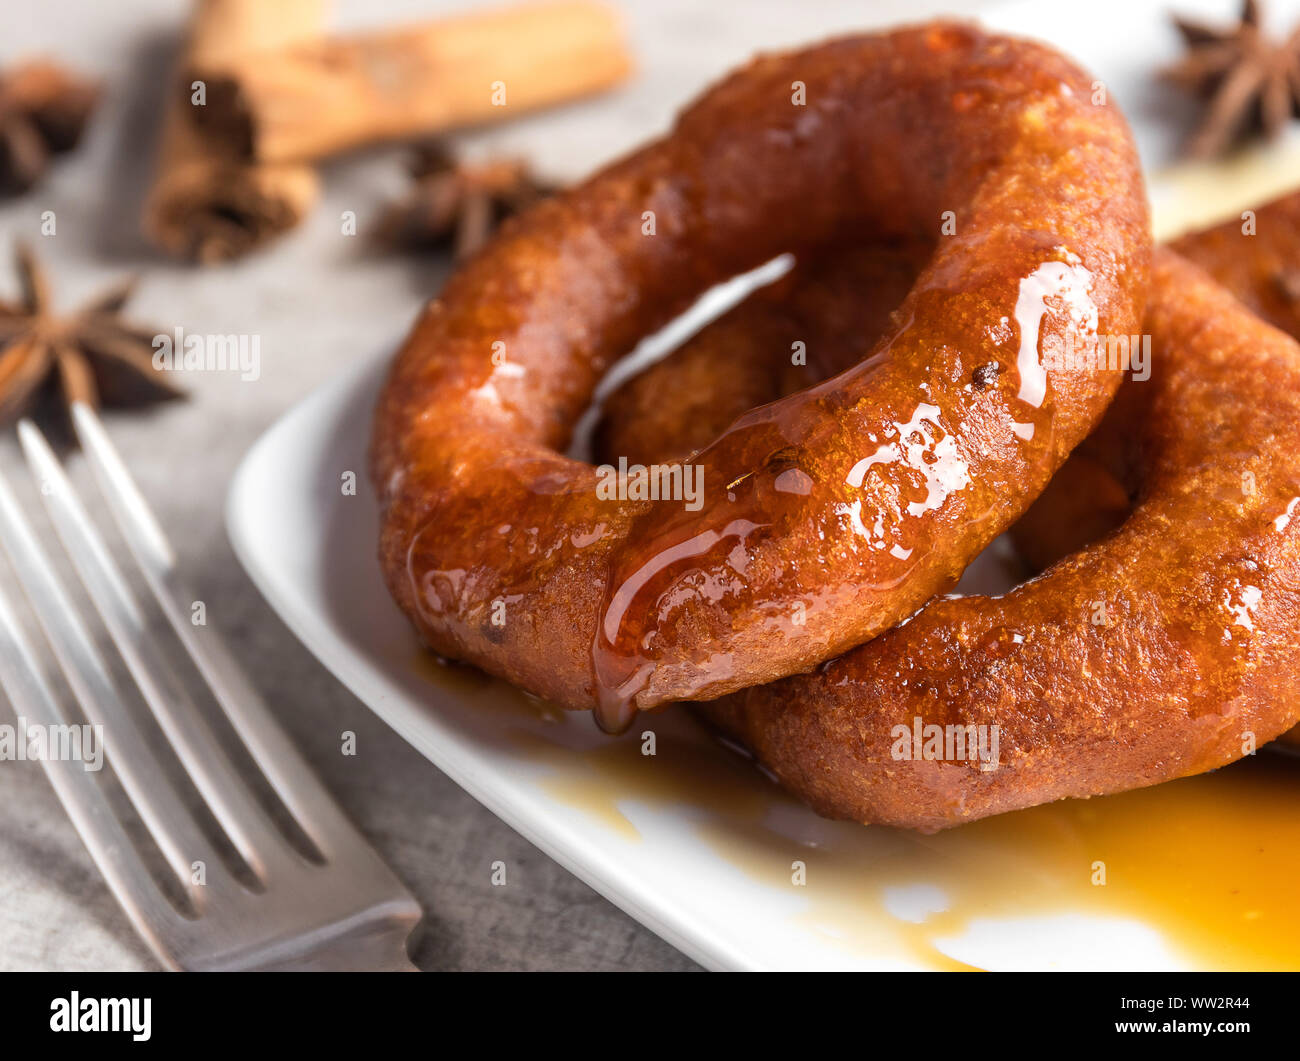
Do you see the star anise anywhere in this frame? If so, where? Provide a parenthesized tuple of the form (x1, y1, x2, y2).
(1165, 0, 1300, 158)
(375, 143, 557, 260)
(0, 60, 100, 195)
(0, 245, 183, 424)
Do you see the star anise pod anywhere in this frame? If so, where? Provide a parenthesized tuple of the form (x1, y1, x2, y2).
(0, 60, 100, 195)
(1164, 0, 1300, 158)
(375, 143, 558, 260)
(0, 245, 183, 424)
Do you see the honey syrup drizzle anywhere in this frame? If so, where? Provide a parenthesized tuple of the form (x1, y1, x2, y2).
(416, 654, 1300, 971)
(588, 250, 1097, 735)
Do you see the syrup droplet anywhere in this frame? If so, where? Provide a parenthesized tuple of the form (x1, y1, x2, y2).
(1010, 257, 1097, 436)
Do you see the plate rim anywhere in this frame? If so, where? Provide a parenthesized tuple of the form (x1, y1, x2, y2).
(224, 0, 1298, 971)
(225, 351, 759, 971)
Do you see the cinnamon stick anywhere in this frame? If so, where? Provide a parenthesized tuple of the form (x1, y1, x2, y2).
(187, 0, 632, 165)
(143, 0, 327, 263)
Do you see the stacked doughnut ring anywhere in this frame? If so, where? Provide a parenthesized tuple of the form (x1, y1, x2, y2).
(600, 247, 1300, 829)
(372, 23, 1300, 829)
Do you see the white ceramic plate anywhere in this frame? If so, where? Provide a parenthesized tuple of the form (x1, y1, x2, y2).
(227, 0, 1300, 971)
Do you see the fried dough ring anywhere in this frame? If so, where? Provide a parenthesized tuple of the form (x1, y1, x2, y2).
(602, 193, 1300, 761)
(1013, 378, 1300, 757)
(1012, 194, 1300, 752)
(601, 191, 1300, 464)
(600, 248, 1300, 829)
(1013, 191, 1300, 574)
(372, 25, 1149, 731)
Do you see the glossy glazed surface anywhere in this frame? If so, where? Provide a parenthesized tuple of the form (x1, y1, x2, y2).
(599, 203, 1300, 826)
(372, 24, 1149, 730)
(706, 253, 1300, 829)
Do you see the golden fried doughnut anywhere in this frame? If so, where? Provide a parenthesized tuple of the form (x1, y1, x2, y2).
(599, 191, 1300, 469)
(599, 188, 1300, 821)
(702, 252, 1300, 830)
(1016, 191, 1300, 569)
(372, 25, 1149, 732)
(1013, 387, 1300, 758)
(1012, 193, 1300, 753)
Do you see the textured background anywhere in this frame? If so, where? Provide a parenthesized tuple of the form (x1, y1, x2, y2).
(0, 0, 986, 971)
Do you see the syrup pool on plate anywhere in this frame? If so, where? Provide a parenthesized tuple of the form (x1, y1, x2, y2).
(416, 652, 1300, 970)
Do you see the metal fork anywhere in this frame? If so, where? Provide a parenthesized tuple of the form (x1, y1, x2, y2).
(0, 403, 421, 970)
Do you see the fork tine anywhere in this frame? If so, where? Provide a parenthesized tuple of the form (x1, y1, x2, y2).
(0, 573, 185, 964)
(71, 403, 358, 857)
(19, 420, 298, 879)
(0, 461, 223, 895)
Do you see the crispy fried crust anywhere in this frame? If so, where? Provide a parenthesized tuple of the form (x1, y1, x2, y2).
(1017, 194, 1300, 754)
(1016, 193, 1300, 575)
(703, 253, 1300, 829)
(1170, 192, 1300, 340)
(372, 25, 1149, 728)
(599, 195, 1300, 772)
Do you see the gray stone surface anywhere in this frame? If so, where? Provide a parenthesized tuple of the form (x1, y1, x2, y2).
(0, 0, 984, 971)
